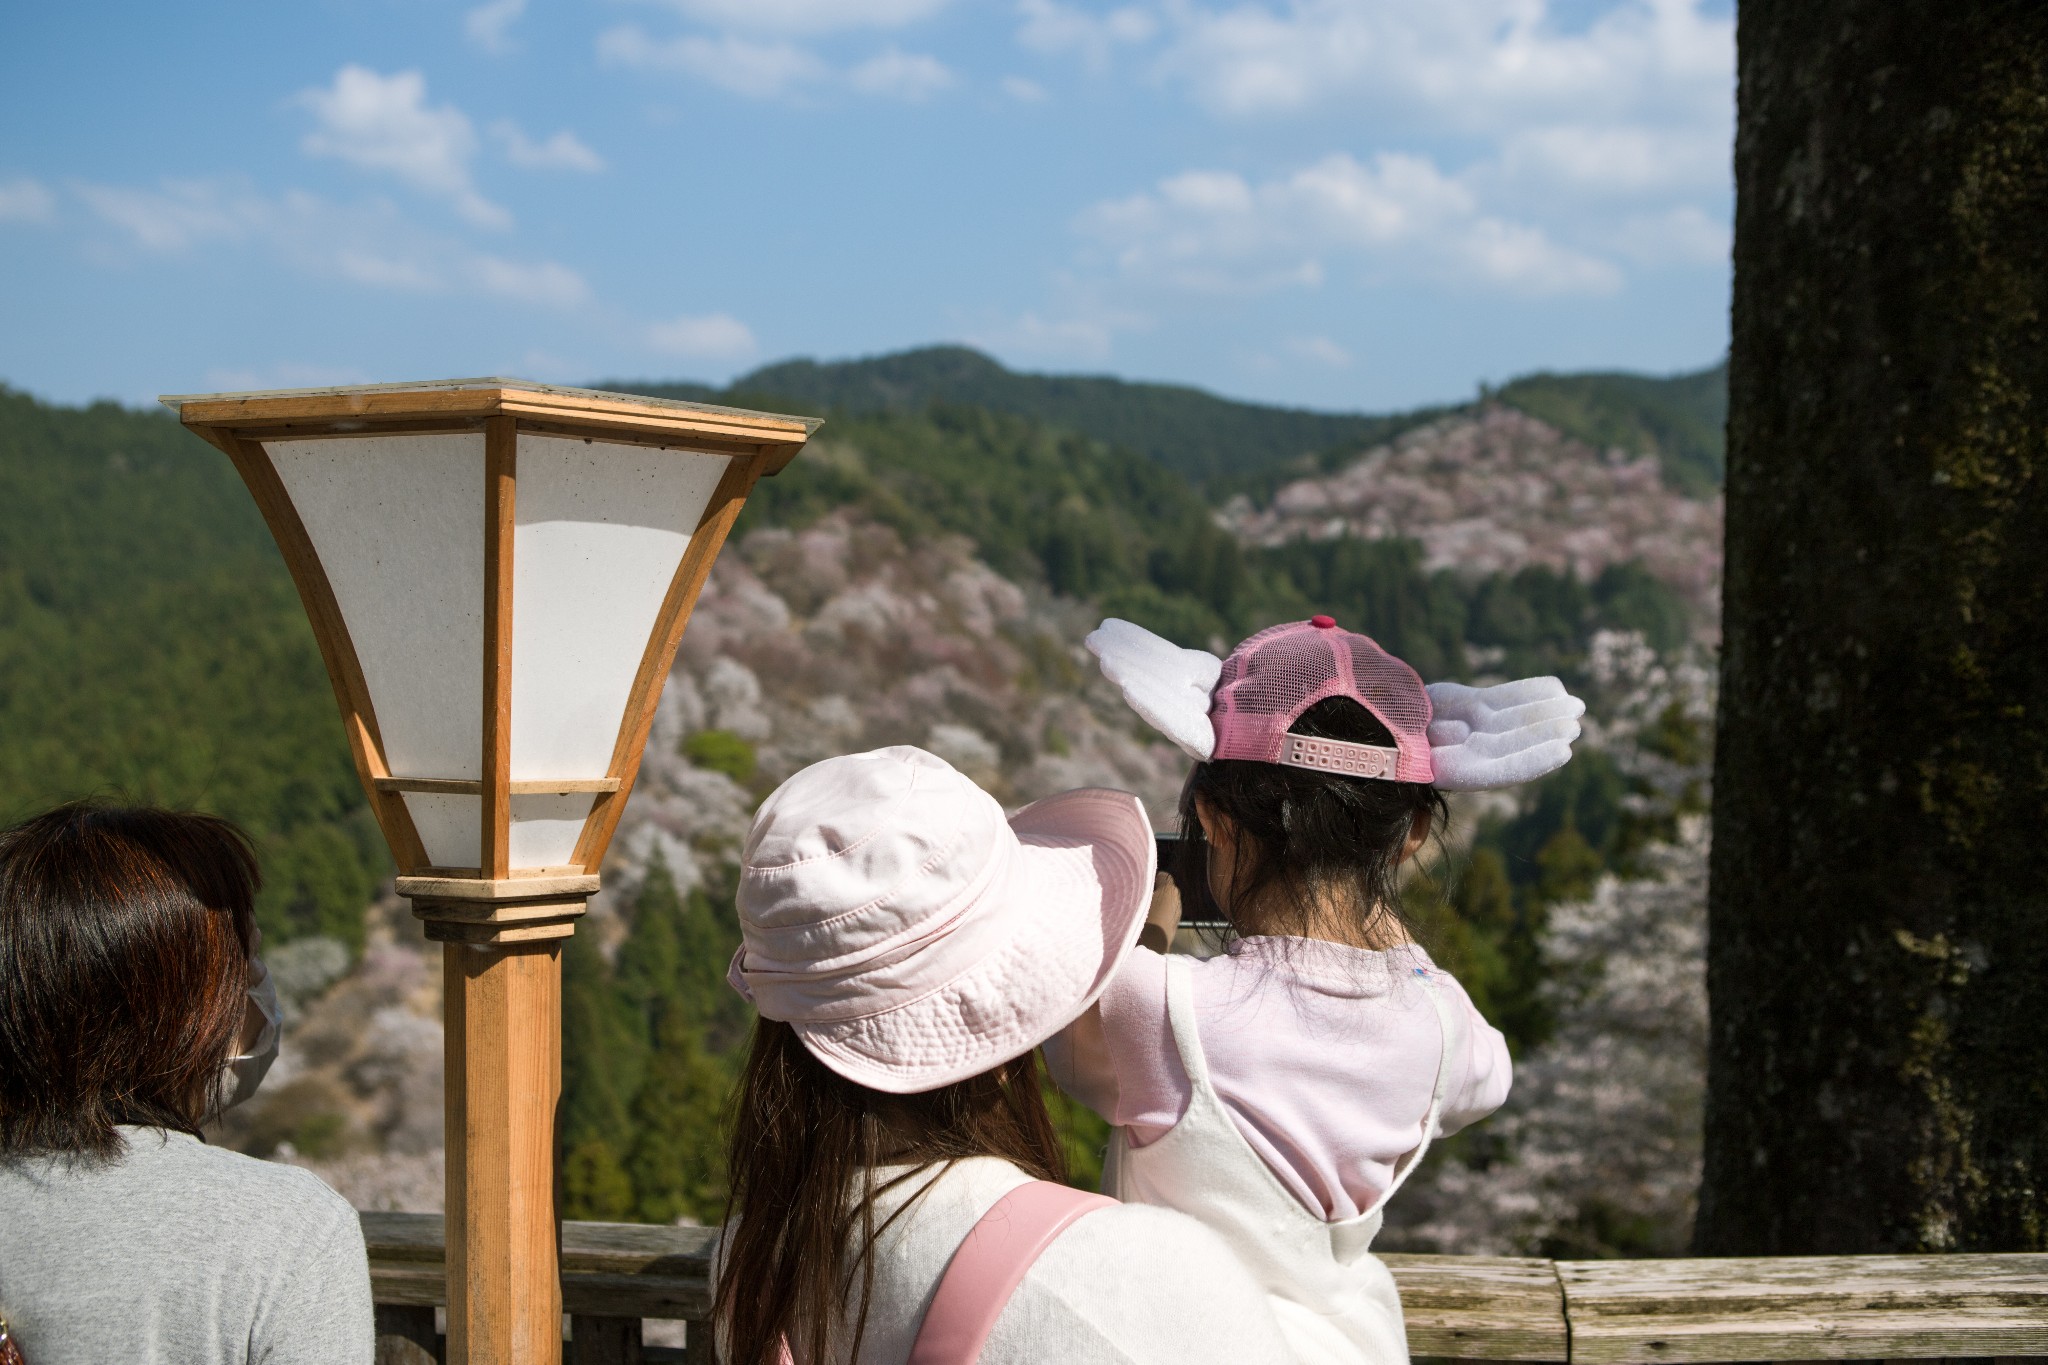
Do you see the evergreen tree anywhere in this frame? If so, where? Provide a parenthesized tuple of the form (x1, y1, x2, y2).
(560, 930, 641, 1151)
(559, 857, 720, 1221)
(587, 855, 753, 1224)
(626, 1005, 734, 1225)
(561, 1137, 635, 1223)
(614, 857, 688, 1055)
(559, 929, 647, 1221)
(1430, 848, 1520, 1050)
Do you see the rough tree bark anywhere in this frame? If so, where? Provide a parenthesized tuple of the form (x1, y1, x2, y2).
(1700, 2, 2048, 1253)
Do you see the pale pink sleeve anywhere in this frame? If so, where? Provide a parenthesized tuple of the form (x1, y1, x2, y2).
(1042, 946, 1188, 1143)
(1435, 972, 1514, 1137)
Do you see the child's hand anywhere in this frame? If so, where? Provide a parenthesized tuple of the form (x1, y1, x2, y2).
(1137, 872, 1182, 953)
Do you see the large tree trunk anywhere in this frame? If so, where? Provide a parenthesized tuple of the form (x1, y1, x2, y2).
(1700, 2, 2048, 1253)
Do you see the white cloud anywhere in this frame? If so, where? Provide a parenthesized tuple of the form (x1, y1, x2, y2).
(602, 25, 950, 100)
(1082, 151, 1620, 296)
(994, 312, 1119, 361)
(71, 177, 590, 308)
(971, 292, 1152, 362)
(848, 48, 955, 100)
(0, 177, 56, 224)
(465, 0, 526, 53)
(648, 312, 758, 360)
(1610, 204, 1729, 265)
(296, 66, 509, 229)
(1285, 335, 1351, 368)
(598, 26, 827, 98)
(1010, 0, 1731, 310)
(492, 122, 606, 172)
(1499, 122, 1727, 193)
(1152, 0, 1731, 126)
(1016, 0, 1156, 69)
(654, 0, 951, 34)
(72, 178, 260, 252)
(1458, 217, 1620, 293)
(468, 255, 591, 306)
(334, 248, 445, 292)
(1001, 75, 1049, 102)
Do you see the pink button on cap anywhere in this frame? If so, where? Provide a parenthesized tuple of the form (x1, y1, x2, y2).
(1311, 614, 1337, 629)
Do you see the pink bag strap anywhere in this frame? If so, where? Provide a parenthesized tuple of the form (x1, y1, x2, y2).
(906, 1180, 1117, 1365)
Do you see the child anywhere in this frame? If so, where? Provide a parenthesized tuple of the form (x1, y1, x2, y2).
(1045, 615, 1585, 1364)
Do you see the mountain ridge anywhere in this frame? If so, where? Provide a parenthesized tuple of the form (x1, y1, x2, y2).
(604, 344, 1727, 496)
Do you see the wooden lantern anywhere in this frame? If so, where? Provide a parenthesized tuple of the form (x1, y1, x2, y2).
(163, 379, 817, 1364)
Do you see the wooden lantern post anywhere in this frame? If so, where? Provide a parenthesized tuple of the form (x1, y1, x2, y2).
(165, 380, 817, 1363)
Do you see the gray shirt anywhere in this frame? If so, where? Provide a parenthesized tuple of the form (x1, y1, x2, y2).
(0, 1126, 373, 1364)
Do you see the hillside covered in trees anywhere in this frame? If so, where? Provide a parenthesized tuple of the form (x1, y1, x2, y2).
(0, 387, 385, 946)
(612, 344, 1725, 499)
(0, 350, 1726, 1239)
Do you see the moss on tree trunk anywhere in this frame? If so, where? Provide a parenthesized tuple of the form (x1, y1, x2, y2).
(1701, 0, 2048, 1253)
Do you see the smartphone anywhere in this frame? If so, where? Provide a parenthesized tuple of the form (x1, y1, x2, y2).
(1153, 832, 1228, 931)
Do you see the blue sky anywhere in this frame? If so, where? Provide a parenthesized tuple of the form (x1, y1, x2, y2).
(0, 0, 1734, 413)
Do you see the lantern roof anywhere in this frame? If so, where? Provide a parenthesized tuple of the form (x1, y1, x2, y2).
(161, 377, 823, 473)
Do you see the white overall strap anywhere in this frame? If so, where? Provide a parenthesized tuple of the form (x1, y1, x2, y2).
(1161, 953, 1213, 1091)
(1378, 966, 1461, 1204)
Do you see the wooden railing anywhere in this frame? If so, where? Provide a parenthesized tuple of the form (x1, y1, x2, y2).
(363, 1211, 2048, 1364)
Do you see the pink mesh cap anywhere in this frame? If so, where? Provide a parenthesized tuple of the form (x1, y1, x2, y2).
(1210, 616, 1436, 783)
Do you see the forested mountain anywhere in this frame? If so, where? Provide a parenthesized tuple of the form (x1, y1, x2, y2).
(1496, 362, 1728, 495)
(0, 357, 1710, 936)
(609, 344, 1726, 496)
(725, 402, 1689, 672)
(0, 387, 385, 945)
(0, 352, 1725, 1240)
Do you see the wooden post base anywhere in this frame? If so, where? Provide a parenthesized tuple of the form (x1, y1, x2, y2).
(400, 876, 595, 1364)
(440, 935, 566, 1365)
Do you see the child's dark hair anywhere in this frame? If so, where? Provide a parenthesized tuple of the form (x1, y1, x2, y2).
(1178, 696, 1448, 941)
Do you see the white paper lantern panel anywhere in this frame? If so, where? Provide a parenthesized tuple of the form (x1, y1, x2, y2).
(403, 792, 482, 870)
(508, 794, 596, 868)
(268, 434, 487, 783)
(508, 433, 731, 784)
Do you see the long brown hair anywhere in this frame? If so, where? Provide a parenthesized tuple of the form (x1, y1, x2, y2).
(715, 1019, 1067, 1365)
(0, 803, 260, 1158)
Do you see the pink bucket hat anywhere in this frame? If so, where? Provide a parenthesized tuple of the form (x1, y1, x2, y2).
(726, 746, 1155, 1094)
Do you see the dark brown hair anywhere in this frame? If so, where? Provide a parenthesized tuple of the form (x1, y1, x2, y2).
(1182, 695, 1449, 942)
(0, 803, 261, 1158)
(714, 1019, 1066, 1365)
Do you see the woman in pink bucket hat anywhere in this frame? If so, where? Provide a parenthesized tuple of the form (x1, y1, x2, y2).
(715, 745, 1314, 1365)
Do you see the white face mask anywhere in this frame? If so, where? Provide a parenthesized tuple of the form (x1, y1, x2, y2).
(223, 955, 281, 1110)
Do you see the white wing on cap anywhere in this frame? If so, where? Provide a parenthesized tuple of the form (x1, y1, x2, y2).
(1085, 618, 1224, 761)
(1425, 676, 1587, 792)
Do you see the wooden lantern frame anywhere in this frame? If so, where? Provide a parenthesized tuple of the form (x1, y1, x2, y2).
(166, 378, 817, 1364)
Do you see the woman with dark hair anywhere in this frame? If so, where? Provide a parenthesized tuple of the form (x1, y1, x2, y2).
(0, 804, 373, 1364)
(715, 746, 1313, 1365)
